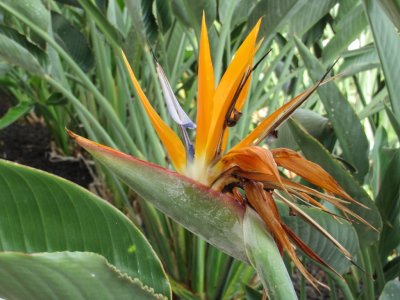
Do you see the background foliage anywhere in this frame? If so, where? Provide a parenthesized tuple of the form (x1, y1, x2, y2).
(0, 0, 399, 299)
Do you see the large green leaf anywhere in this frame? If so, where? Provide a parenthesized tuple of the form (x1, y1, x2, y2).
(51, 12, 95, 72)
(71, 132, 364, 274)
(0, 252, 160, 300)
(379, 280, 400, 300)
(339, 44, 380, 76)
(243, 208, 297, 300)
(278, 202, 359, 274)
(2, 0, 49, 32)
(125, 0, 159, 44)
(289, 0, 336, 36)
(363, 0, 400, 119)
(0, 25, 47, 65)
(322, 4, 367, 63)
(248, 0, 307, 37)
(171, 0, 216, 32)
(0, 33, 44, 75)
(378, 0, 400, 31)
(376, 150, 400, 258)
(296, 38, 370, 182)
(76, 0, 123, 48)
(0, 101, 32, 130)
(272, 108, 335, 151)
(289, 119, 382, 246)
(0, 159, 171, 299)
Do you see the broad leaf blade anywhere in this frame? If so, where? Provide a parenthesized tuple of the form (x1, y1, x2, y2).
(379, 280, 400, 300)
(289, 0, 336, 36)
(289, 119, 382, 246)
(52, 12, 95, 72)
(378, 0, 400, 31)
(0, 252, 161, 300)
(2, 0, 49, 32)
(278, 202, 359, 274)
(296, 38, 370, 182)
(248, 0, 307, 37)
(0, 33, 44, 75)
(322, 4, 367, 62)
(363, 0, 400, 119)
(339, 44, 380, 76)
(0, 159, 171, 298)
(376, 150, 400, 258)
(0, 101, 32, 130)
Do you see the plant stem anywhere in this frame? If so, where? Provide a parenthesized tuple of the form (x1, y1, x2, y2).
(325, 268, 355, 300)
(361, 248, 375, 300)
(371, 244, 386, 294)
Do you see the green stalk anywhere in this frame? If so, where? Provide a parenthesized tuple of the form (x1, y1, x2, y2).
(45, 76, 117, 149)
(361, 248, 375, 300)
(192, 238, 206, 296)
(328, 277, 338, 300)
(324, 268, 355, 300)
(243, 209, 297, 300)
(0, 2, 141, 158)
(371, 244, 385, 294)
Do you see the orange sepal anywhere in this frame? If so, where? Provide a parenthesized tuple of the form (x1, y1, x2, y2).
(271, 148, 351, 200)
(205, 19, 262, 162)
(195, 14, 215, 157)
(244, 181, 323, 289)
(121, 51, 186, 171)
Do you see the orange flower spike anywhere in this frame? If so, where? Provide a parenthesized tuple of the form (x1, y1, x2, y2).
(121, 51, 186, 171)
(195, 14, 215, 157)
(244, 181, 322, 290)
(271, 148, 352, 200)
(205, 19, 262, 162)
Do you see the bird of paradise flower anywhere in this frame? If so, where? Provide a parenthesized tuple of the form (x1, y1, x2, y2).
(69, 16, 373, 289)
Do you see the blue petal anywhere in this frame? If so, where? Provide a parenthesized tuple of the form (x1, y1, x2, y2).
(155, 61, 196, 129)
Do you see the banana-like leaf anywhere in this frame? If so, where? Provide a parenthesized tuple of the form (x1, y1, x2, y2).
(363, 0, 400, 119)
(248, 0, 307, 37)
(0, 159, 171, 299)
(277, 202, 359, 274)
(322, 4, 367, 63)
(339, 45, 380, 76)
(379, 280, 400, 300)
(376, 150, 400, 259)
(52, 12, 94, 72)
(378, 0, 400, 31)
(0, 101, 32, 130)
(289, 0, 336, 36)
(2, 0, 49, 32)
(0, 252, 161, 300)
(0, 33, 44, 75)
(71, 132, 362, 274)
(289, 119, 382, 246)
(296, 37, 370, 182)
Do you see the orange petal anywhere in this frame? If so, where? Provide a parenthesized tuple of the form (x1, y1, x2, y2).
(195, 14, 215, 157)
(244, 181, 322, 289)
(121, 51, 186, 171)
(205, 19, 261, 162)
(271, 148, 351, 200)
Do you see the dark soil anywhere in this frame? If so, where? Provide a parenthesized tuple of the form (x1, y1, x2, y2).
(0, 96, 92, 188)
